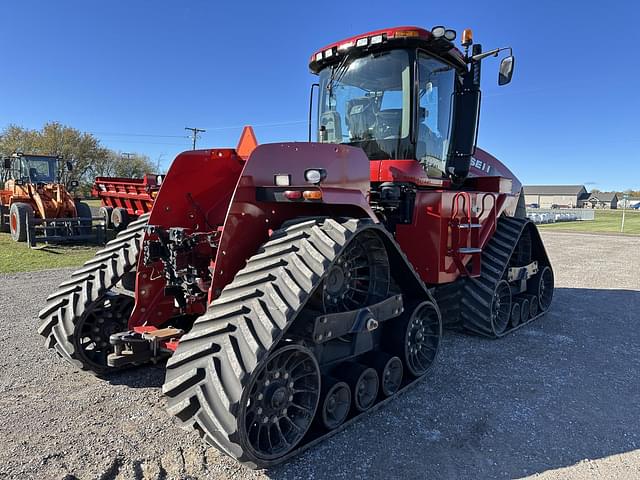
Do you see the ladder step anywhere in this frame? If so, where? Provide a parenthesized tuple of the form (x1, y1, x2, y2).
(458, 247, 482, 254)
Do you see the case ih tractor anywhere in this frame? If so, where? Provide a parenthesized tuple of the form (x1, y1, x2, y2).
(38, 26, 554, 468)
(0, 153, 92, 243)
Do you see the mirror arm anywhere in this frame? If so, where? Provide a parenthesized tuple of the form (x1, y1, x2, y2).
(469, 47, 512, 63)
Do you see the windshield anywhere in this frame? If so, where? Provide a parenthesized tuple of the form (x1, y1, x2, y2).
(318, 49, 412, 160)
(20, 156, 57, 183)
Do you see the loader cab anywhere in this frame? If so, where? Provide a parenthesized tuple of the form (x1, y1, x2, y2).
(7, 154, 60, 184)
(310, 26, 512, 184)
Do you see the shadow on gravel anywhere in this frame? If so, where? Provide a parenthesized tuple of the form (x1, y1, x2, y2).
(106, 363, 166, 389)
(263, 288, 640, 480)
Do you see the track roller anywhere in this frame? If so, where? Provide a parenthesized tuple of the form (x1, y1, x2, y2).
(519, 297, 530, 324)
(317, 377, 351, 430)
(365, 353, 403, 397)
(339, 363, 379, 412)
(523, 294, 539, 318)
(510, 302, 521, 328)
(240, 344, 321, 461)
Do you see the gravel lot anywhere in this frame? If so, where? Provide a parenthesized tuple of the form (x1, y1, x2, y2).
(1, 231, 639, 480)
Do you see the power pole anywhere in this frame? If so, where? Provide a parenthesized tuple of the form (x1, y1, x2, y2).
(121, 152, 134, 160)
(185, 127, 206, 150)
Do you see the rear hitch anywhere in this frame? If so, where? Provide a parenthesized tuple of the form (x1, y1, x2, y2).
(107, 327, 184, 368)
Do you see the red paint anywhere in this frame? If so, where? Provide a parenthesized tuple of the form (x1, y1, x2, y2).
(92, 174, 158, 217)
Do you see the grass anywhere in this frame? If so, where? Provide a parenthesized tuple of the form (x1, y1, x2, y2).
(0, 233, 98, 274)
(537, 209, 640, 235)
(83, 198, 101, 208)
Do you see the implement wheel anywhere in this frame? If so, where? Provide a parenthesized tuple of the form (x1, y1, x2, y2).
(99, 206, 114, 230)
(240, 345, 321, 461)
(111, 207, 130, 231)
(9, 202, 33, 242)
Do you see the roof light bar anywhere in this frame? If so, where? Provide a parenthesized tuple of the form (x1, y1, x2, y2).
(315, 52, 323, 61)
(356, 37, 368, 47)
(370, 34, 384, 44)
(337, 41, 354, 51)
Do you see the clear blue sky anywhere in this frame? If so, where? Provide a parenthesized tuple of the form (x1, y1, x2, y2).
(1, 0, 637, 191)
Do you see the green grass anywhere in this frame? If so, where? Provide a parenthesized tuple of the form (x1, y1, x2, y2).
(0, 232, 98, 274)
(83, 198, 101, 208)
(537, 209, 640, 235)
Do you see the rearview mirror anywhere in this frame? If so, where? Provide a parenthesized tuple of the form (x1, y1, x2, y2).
(498, 55, 515, 86)
(66, 160, 73, 172)
(3, 158, 10, 169)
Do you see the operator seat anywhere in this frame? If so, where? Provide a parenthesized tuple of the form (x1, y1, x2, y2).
(346, 97, 377, 140)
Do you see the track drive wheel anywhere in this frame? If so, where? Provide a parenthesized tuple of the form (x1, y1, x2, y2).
(240, 345, 320, 461)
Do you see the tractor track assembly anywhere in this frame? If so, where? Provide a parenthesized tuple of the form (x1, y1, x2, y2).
(163, 217, 442, 468)
(37, 214, 150, 374)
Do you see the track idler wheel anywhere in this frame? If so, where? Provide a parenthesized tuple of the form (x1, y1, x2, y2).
(490, 280, 513, 336)
(393, 301, 441, 378)
(240, 345, 320, 461)
(339, 363, 379, 412)
(317, 377, 351, 430)
(534, 266, 554, 312)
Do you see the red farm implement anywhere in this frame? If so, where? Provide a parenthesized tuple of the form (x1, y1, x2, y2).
(92, 174, 159, 230)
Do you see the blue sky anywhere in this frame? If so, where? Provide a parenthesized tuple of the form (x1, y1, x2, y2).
(1, 0, 637, 191)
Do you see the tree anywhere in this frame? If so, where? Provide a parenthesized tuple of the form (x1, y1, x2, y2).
(0, 122, 153, 194)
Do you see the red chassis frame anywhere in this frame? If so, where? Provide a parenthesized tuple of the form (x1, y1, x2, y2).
(92, 174, 159, 218)
(127, 142, 522, 334)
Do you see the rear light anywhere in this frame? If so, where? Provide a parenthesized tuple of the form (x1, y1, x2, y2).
(284, 190, 302, 200)
(303, 190, 323, 200)
(274, 174, 291, 186)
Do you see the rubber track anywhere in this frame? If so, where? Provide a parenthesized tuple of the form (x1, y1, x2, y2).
(459, 216, 552, 337)
(163, 217, 438, 468)
(37, 214, 150, 373)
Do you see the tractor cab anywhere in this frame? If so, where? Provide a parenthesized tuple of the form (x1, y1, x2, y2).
(310, 26, 515, 185)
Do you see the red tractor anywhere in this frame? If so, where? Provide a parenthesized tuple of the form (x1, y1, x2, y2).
(38, 26, 553, 468)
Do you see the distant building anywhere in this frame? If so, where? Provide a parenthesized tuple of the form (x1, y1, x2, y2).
(583, 192, 619, 209)
(618, 197, 640, 208)
(523, 185, 588, 208)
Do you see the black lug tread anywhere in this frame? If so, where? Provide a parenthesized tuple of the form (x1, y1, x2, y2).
(37, 213, 150, 373)
(459, 217, 553, 338)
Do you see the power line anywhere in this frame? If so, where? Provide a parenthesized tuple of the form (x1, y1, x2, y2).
(185, 126, 206, 150)
(86, 131, 190, 138)
(202, 120, 306, 131)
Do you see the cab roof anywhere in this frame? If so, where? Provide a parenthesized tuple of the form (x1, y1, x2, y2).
(309, 26, 467, 73)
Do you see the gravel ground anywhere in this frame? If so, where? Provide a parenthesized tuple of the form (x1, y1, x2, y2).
(1, 231, 639, 480)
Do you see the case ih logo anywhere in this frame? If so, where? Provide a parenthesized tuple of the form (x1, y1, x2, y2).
(470, 157, 492, 175)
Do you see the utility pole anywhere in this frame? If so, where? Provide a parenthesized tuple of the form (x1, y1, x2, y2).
(185, 127, 206, 150)
(121, 152, 134, 160)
